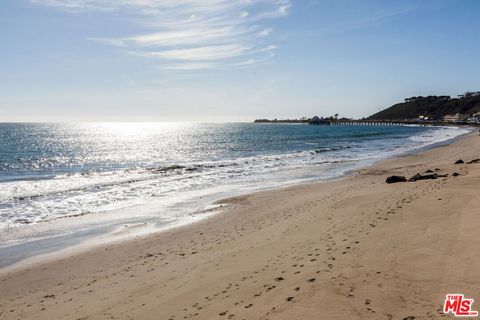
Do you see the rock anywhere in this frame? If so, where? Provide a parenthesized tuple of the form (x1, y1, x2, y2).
(425, 169, 434, 173)
(403, 317, 415, 320)
(408, 173, 438, 182)
(455, 159, 465, 164)
(467, 159, 480, 164)
(386, 175, 407, 183)
(452, 172, 460, 177)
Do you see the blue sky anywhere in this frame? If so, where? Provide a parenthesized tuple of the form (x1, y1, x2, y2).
(1, 0, 479, 122)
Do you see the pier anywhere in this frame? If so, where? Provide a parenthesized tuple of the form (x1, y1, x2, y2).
(309, 119, 448, 126)
(255, 118, 474, 126)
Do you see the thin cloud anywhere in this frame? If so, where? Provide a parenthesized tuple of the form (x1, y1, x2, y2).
(141, 44, 250, 61)
(259, 28, 273, 36)
(162, 62, 217, 71)
(32, 0, 291, 71)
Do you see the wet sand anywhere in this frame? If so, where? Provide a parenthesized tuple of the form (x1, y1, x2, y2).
(1, 132, 480, 319)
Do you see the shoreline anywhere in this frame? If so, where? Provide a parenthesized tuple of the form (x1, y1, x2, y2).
(0, 126, 471, 271)
(1, 130, 480, 319)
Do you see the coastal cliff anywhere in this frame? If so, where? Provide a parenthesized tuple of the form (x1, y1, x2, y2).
(368, 94, 480, 121)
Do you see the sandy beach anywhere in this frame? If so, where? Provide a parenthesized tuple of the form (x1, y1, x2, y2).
(1, 132, 480, 320)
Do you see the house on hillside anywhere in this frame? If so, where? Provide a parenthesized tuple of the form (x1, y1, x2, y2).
(467, 117, 478, 124)
(443, 113, 469, 123)
(458, 91, 480, 98)
(467, 112, 480, 124)
(465, 91, 480, 97)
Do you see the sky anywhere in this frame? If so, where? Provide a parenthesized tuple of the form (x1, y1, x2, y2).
(1, 0, 479, 122)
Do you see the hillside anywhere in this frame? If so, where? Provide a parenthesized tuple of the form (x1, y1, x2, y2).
(368, 94, 480, 120)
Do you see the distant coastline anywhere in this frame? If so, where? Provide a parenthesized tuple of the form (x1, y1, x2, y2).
(255, 92, 480, 126)
(253, 118, 309, 124)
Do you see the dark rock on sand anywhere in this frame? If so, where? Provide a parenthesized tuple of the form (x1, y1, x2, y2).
(453, 172, 460, 177)
(15, 218, 32, 224)
(386, 176, 407, 184)
(455, 159, 465, 164)
(408, 173, 439, 182)
(467, 158, 480, 164)
(425, 169, 434, 173)
(150, 165, 186, 173)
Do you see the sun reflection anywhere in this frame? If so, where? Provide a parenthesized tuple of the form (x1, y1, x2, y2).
(82, 122, 194, 139)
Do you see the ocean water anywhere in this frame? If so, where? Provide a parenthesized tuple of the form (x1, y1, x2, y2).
(0, 123, 470, 263)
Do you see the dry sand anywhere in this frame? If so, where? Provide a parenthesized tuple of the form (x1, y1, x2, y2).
(1, 132, 480, 320)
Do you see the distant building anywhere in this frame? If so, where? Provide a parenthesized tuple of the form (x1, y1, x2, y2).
(458, 91, 480, 98)
(465, 91, 480, 97)
(309, 116, 330, 125)
(467, 112, 480, 124)
(443, 113, 469, 123)
(466, 117, 478, 124)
